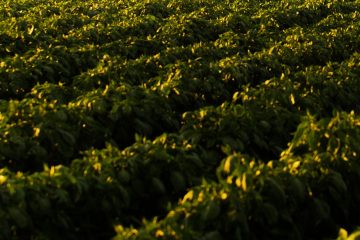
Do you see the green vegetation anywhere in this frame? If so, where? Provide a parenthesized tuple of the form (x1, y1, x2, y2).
(1, 0, 360, 239)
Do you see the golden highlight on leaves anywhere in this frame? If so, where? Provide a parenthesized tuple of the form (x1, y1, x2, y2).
(155, 230, 165, 237)
(33, 127, 41, 137)
(0, 175, 7, 184)
(182, 190, 194, 204)
(220, 192, 228, 200)
(290, 94, 295, 105)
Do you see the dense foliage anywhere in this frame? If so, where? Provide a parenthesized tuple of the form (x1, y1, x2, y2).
(1, 0, 360, 239)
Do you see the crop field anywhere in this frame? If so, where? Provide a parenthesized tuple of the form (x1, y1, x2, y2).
(1, 0, 360, 239)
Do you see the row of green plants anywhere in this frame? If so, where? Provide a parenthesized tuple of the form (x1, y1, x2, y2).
(2, 110, 360, 239)
(1, 49, 360, 172)
(2, 0, 359, 102)
(0, 98, 298, 239)
(114, 111, 360, 240)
